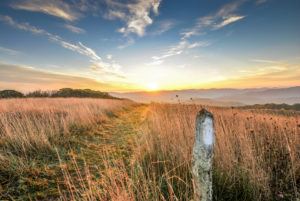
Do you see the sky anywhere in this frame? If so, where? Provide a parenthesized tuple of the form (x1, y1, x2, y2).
(0, 0, 299, 92)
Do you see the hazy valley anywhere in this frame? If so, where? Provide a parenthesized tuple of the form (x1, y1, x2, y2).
(112, 86, 300, 106)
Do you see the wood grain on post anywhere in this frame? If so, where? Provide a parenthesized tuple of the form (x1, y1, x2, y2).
(192, 109, 214, 201)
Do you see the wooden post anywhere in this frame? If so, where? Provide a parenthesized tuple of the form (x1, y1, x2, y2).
(192, 109, 214, 201)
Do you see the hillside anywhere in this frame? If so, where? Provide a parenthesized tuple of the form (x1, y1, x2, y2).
(111, 86, 300, 105)
(239, 103, 300, 111)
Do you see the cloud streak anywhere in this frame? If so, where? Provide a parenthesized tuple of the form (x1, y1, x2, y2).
(0, 15, 50, 35)
(251, 59, 284, 64)
(0, 15, 124, 79)
(216, 63, 300, 88)
(198, 61, 300, 89)
(0, 62, 121, 91)
(181, 1, 245, 39)
(149, 1, 246, 64)
(11, 0, 101, 21)
(0, 46, 19, 55)
(151, 40, 210, 63)
(150, 20, 176, 36)
(212, 15, 245, 30)
(11, 0, 81, 21)
(64, 24, 85, 34)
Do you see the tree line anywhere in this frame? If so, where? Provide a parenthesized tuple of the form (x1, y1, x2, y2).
(0, 88, 119, 99)
(240, 103, 300, 111)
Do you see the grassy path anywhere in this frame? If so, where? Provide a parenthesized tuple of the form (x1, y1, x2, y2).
(56, 104, 149, 199)
(73, 104, 147, 166)
(1, 104, 148, 200)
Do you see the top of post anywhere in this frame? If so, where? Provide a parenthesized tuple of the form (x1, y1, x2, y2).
(197, 108, 213, 119)
(196, 108, 214, 147)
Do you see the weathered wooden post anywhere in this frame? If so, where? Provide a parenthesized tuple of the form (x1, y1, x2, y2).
(192, 109, 214, 201)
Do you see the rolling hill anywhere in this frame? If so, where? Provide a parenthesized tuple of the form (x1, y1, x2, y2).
(111, 86, 300, 105)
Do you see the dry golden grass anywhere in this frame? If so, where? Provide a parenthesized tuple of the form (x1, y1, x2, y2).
(0, 98, 132, 155)
(0, 98, 135, 200)
(0, 99, 299, 200)
(59, 103, 299, 200)
(135, 103, 299, 200)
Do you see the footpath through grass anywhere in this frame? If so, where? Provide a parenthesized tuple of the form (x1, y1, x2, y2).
(69, 103, 148, 175)
(0, 104, 148, 200)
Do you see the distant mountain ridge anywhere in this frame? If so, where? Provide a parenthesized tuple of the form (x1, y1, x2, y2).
(111, 86, 300, 105)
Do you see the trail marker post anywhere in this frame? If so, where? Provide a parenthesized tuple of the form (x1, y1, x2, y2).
(192, 109, 214, 201)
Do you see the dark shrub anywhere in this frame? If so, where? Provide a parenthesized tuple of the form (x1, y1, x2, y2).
(0, 90, 24, 98)
(26, 90, 52, 97)
(51, 88, 117, 99)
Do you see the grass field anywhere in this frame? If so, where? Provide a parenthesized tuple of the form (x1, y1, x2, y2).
(0, 99, 299, 200)
(139, 104, 299, 201)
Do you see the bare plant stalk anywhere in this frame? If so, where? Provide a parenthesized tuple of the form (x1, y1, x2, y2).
(192, 109, 214, 201)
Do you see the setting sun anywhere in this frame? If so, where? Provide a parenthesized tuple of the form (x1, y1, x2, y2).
(146, 82, 159, 91)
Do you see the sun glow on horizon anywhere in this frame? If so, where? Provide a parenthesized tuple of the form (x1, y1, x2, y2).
(146, 82, 159, 91)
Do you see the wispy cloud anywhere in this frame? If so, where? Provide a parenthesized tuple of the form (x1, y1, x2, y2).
(90, 62, 125, 79)
(256, 0, 268, 5)
(64, 24, 85, 34)
(150, 20, 176, 36)
(49, 39, 124, 79)
(117, 37, 135, 49)
(212, 15, 245, 30)
(251, 59, 284, 64)
(224, 63, 300, 88)
(149, 1, 245, 65)
(0, 62, 121, 91)
(0, 15, 124, 79)
(239, 65, 289, 76)
(11, 0, 81, 21)
(204, 62, 300, 88)
(106, 54, 112, 60)
(146, 59, 164, 66)
(244, 59, 291, 76)
(11, 0, 101, 21)
(181, 1, 246, 39)
(105, 0, 162, 37)
(0, 15, 49, 35)
(149, 40, 210, 65)
(0, 46, 19, 55)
